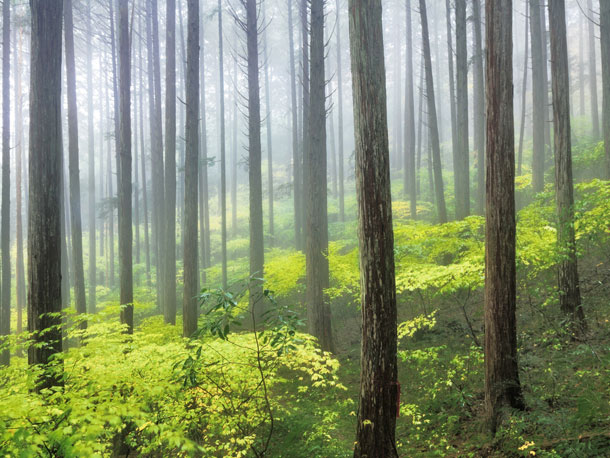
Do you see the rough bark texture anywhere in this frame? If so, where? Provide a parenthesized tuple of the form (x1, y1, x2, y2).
(28, 0, 64, 389)
(0, 0, 10, 365)
(118, 0, 133, 334)
(246, 0, 265, 316)
(587, 0, 600, 139)
(548, 0, 587, 335)
(349, 1, 398, 455)
(305, 0, 332, 352)
(64, 0, 87, 325)
(484, 0, 525, 435)
(455, 0, 470, 220)
(420, 0, 447, 224)
(164, 0, 177, 324)
(600, 0, 610, 179)
(183, 0, 199, 338)
(472, 0, 485, 215)
(404, 0, 417, 219)
(530, 0, 545, 193)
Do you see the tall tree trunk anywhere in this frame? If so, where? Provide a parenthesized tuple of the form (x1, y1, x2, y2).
(183, 0, 199, 337)
(455, 0, 470, 220)
(444, 0, 457, 175)
(218, 0, 228, 287)
(198, 0, 210, 283)
(349, 1, 398, 455)
(139, 10, 151, 287)
(14, 28, 25, 336)
(28, 0, 64, 389)
(262, 4, 274, 245)
(335, 0, 345, 222)
(587, 0, 600, 139)
(416, 54, 424, 196)
(420, 0, 447, 224)
(0, 0, 10, 365)
(231, 54, 238, 238)
(579, 15, 586, 117)
(530, 0, 545, 193)
(549, 0, 587, 335)
(289, 0, 302, 246)
(164, 0, 177, 324)
(404, 0, 416, 219)
(246, 0, 264, 316)
(517, 1, 529, 177)
(601, 0, 610, 179)
(472, 0, 485, 215)
(301, 0, 310, 253)
(118, 0, 133, 333)
(484, 0, 525, 435)
(306, 0, 332, 352)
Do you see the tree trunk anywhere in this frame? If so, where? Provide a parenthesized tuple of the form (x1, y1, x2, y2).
(199, 0, 210, 283)
(530, 0, 545, 193)
(183, 0, 200, 337)
(262, 4, 274, 246)
(28, 0, 64, 389)
(517, 1, 529, 177)
(455, 0, 470, 220)
(601, 0, 610, 179)
(404, 0, 416, 219)
(472, 0, 485, 215)
(549, 0, 587, 335)
(587, 0, 600, 139)
(420, 0, 447, 224)
(335, 0, 345, 222)
(218, 0, 228, 287)
(444, 0, 457, 178)
(349, 1, 398, 455)
(484, 0, 525, 435)
(14, 28, 25, 337)
(64, 0, 87, 328)
(289, 0, 302, 247)
(305, 0, 332, 352)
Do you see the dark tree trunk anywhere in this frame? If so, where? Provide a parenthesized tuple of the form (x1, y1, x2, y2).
(349, 1, 398, 455)
(183, 0, 199, 337)
(587, 0, 600, 139)
(530, 0, 545, 193)
(300, 0, 310, 253)
(405, 0, 416, 219)
(455, 0, 470, 220)
(118, 0, 133, 334)
(28, 0, 64, 389)
(0, 0, 10, 365)
(15, 28, 25, 337)
(164, 0, 177, 324)
(517, 1, 529, 176)
(305, 0, 332, 352)
(600, 0, 610, 179)
(420, 0, 447, 224)
(484, 0, 525, 435)
(64, 0, 87, 325)
(218, 0, 228, 287)
(444, 0, 457, 175)
(289, 0, 302, 247)
(472, 0, 485, 215)
(548, 0, 587, 335)
(335, 0, 345, 222)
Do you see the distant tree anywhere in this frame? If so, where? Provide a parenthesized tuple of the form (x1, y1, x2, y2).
(600, 0, 610, 179)
(530, 0, 545, 193)
(198, 0, 210, 283)
(420, 0, 447, 224)
(262, 3, 274, 246)
(548, 0, 587, 335)
(517, 1, 529, 176)
(484, 0, 525, 434)
(455, 0, 470, 220)
(349, 0, 398, 455)
(335, 0, 345, 222)
(86, 0, 96, 314)
(404, 0, 416, 219)
(218, 0, 228, 287)
(14, 26, 25, 336)
(183, 0, 200, 338)
(64, 0, 87, 326)
(587, 0, 600, 139)
(28, 0, 64, 389)
(472, 0, 485, 215)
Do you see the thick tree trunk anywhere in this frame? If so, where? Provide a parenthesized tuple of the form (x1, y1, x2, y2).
(163, 0, 177, 324)
(349, 1, 398, 455)
(183, 0, 199, 337)
(305, 0, 332, 352)
(530, 0, 545, 193)
(587, 0, 600, 139)
(472, 0, 485, 215)
(28, 0, 64, 389)
(404, 0, 416, 219)
(600, 0, 610, 179)
(64, 0, 87, 328)
(420, 0, 447, 224)
(484, 0, 525, 435)
(549, 0, 587, 335)
(455, 0, 470, 220)
(218, 0, 228, 287)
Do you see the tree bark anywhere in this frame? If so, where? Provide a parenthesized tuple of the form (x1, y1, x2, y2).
(335, 0, 345, 222)
(549, 0, 587, 335)
(218, 0, 228, 287)
(199, 0, 210, 283)
(587, 0, 600, 139)
(530, 0, 545, 193)
(484, 0, 525, 435)
(517, 1, 529, 177)
(262, 4, 274, 246)
(472, 0, 485, 215)
(455, 0, 470, 220)
(289, 0, 302, 247)
(600, 0, 610, 179)
(28, 0, 64, 389)
(349, 1, 398, 455)
(14, 28, 25, 337)
(404, 0, 417, 219)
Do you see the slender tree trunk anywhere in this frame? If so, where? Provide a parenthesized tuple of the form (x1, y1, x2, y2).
(335, 0, 345, 222)
(183, 0, 199, 337)
(455, 0, 470, 220)
(416, 54, 424, 196)
(420, 0, 447, 224)
(549, 0, 587, 335)
(218, 0, 228, 287)
(301, 0, 311, 254)
(404, 0, 416, 219)
(518, 1, 529, 177)
(587, 0, 600, 139)
(231, 54, 238, 238)
(579, 15, 586, 117)
(139, 10, 151, 287)
(262, 4, 274, 245)
(530, 0, 545, 193)
(472, 0, 485, 215)
(0, 0, 10, 365)
(14, 28, 25, 337)
(134, 63, 140, 268)
(601, 0, 610, 179)
(484, 0, 525, 435)
(164, 0, 177, 324)
(118, 0, 133, 333)
(289, 0, 302, 246)
(198, 0, 210, 283)
(444, 0, 457, 174)
(349, 1, 398, 455)
(28, 0, 64, 389)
